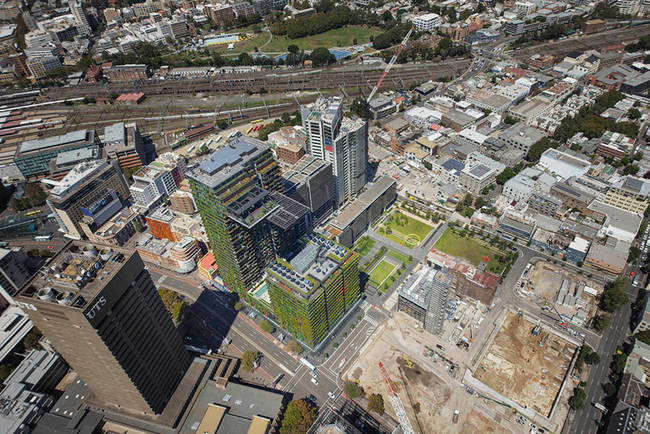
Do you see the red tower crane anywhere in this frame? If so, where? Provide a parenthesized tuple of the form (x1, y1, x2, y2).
(378, 361, 415, 434)
(366, 27, 414, 104)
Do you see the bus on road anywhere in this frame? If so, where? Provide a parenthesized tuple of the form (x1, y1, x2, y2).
(34, 234, 52, 241)
(593, 402, 608, 413)
(300, 357, 316, 372)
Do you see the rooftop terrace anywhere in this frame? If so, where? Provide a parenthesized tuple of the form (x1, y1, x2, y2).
(266, 234, 350, 299)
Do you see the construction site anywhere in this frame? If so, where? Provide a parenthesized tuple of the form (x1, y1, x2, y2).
(467, 311, 579, 423)
(345, 311, 535, 433)
(522, 261, 602, 328)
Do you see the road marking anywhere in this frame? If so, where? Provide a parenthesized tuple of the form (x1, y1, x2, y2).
(199, 303, 297, 376)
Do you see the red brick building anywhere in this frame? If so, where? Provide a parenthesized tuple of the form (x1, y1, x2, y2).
(85, 64, 103, 83)
(145, 207, 176, 241)
(529, 54, 555, 69)
(582, 18, 605, 34)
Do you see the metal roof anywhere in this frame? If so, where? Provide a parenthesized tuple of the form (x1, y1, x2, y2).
(103, 122, 125, 144)
(19, 130, 90, 153)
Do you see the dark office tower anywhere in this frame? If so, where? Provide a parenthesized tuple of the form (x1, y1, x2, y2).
(14, 242, 190, 415)
(187, 136, 283, 296)
(283, 155, 336, 224)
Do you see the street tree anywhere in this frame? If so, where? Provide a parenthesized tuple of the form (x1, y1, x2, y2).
(280, 400, 316, 434)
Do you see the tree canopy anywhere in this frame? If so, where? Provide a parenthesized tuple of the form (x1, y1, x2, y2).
(310, 47, 336, 66)
(372, 23, 412, 50)
(280, 400, 316, 434)
(592, 313, 611, 332)
(526, 138, 559, 162)
(636, 330, 650, 345)
(344, 380, 363, 398)
(349, 98, 368, 119)
(270, 7, 369, 39)
(552, 90, 638, 143)
(368, 393, 385, 415)
(241, 350, 259, 372)
(601, 277, 629, 312)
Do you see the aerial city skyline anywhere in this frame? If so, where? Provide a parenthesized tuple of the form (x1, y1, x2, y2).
(0, 0, 647, 432)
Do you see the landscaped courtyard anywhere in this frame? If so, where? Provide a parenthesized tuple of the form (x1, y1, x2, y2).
(368, 259, 397, 288)
(378, 212, 435, 248)
(434, 228, 513, 275)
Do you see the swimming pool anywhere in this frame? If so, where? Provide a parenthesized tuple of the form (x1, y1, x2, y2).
(253, 283, 268, 298)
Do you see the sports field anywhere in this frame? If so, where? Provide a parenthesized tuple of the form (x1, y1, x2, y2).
(379, 212, 434, 248)
(368, 259, 397, 287)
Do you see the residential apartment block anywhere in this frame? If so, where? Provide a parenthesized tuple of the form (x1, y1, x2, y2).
(266, 235, 360, 346)
(301, 97, 368, 206)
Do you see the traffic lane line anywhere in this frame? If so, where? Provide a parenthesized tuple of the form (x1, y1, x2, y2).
(322, 319, 370, 370)
(195, 303, 296, 376)
(200, 292, 301, 371)
(232, 317, 300, 372)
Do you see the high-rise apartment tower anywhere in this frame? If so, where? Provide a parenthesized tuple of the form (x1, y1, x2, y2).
(301, 97, 368, 206)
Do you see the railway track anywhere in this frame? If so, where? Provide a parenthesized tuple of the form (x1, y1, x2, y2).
(42, 60, 470, 101)
(39, 24, 648, 102)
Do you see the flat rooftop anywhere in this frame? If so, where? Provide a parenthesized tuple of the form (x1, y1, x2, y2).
(188, 136, 269, 189)
(49, 160, 110, 198)
(181, 359, 284, 434)
(542, 148, 590, 168)
(147, 206, 176, 223)
(103, 122, 125, 144)
(54, 146, 101, 167)
(283, 154, 328, 184)
(399, 266, 452, 309)
(266, 192, 309, 231)
(331, 176, 396, 230)
(17, 130, 92, 155)
(17, 241, 131, 310)
(464, 163, 494, 180)
(304, 97, 342, 123)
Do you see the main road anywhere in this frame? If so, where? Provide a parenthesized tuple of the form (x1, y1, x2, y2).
(148, 261, 382, 408)
(565, 280, 637, 434)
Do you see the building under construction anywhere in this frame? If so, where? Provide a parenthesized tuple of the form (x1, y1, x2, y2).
(397, 266, 452, 335)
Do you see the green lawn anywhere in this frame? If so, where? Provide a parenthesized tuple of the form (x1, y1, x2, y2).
(354, 237, 376, 256)
(261, 26, 380, 53)
(389, 250, 412, 264)
(368, 259, 397, 287)
(434, 229, 508, 274)
(209, 31, 270, 54)
(379, 212, 435, 248)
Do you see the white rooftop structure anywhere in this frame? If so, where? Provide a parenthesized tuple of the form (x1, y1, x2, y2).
(0, 306, 33, 363)
(47, 160, 108, 197)
(465, 151, 506, 173)
(568, 236, 590, 254)
(539, 148, 591, 179)
(589, 200, 642, 243)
